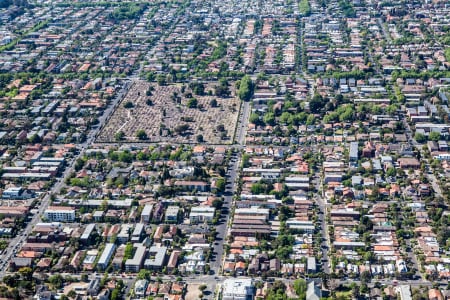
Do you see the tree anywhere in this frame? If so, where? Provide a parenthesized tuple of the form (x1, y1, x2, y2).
(414, 132, 426, 143)
(278, 205, 293, 221)
(190, 82, 205, 95)
(210, 98, 218, 107)
(386, 167, 396, 177)
(157, 74, 166, 86)
(18, 267, 32, 280)
(306, 114, 315, 125)
(199, 284, 207, 291)
(293, 279, 307, 298)
(238, 75, 254, 101)
(174, 124, 190, 135)
(266, 281, 288, 300)
(196, 134, 204, 142)
(215, 178, 226, 193)
(187, 98, 198, 108)
(212, 198, 224, 209)
(429, 131, 440, 141)
(136, 129, 148, 140)
(67, 290, 77, 299)
(275, 246, 292, 260)
(136, 151, 147, 161)
(386, 104, 398, 115)
(298, 0, 311, 15)
(111, 288, 120, 300)
(110, 3, 147, 20)
(263, 112, 276, 126)
(124, 101, 133, 108)
(3, 275, 19, 287)
(241, 154, 250, 168)
(215, 79, 230, 97)
(115, 131, 125, 141)
(309, 93, 325, 113)
(124, 242, 134, 260)
(279, 112, 292, 124)
(363, 251, 375, 263)
(137, 269, 152, 281)
(249, 113, 261, 125)
(48, 274, 64, 289)
(28, 133, 41, 144)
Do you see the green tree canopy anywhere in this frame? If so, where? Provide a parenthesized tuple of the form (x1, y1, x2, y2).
(238, 75, 254, 101)
(263, 112, 276, 126)
(414, 132, 426, 143)
(429, 131, 441, 141)
(136, 129, 148, 140)
(215, 178, 226, 193)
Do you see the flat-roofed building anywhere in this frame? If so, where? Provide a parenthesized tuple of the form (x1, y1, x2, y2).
(141, 204, 153, 223)
(307, 257, 316, 273)
(97, 243, 116, 271)
(222, 278, 254, 300)
(125, 245, 146, 272)
(167, 250, 181, 273)
(144, 246, 167, 271)
(1, 187, 34, 199)
(330, 209, 360, 219)
(117, 224, 133, 244)
(349, 142, 358, 162)
(80, 224, 96, 244)
(189, 206, 215, 224)
(130, 223, 144, 243)
(286, 219, 315, 233)
(324, 173, 343, 183)
(234, 207, 269, 221)
(112, 244, 126, 271)
(333, 241, 365, 249)
(134, 279, 148, 298)
(165, 206, 180, 223)
(44, 206, 75, 222)
(395, 285, 412, 300)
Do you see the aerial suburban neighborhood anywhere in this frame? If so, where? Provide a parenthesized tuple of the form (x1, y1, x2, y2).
(0, 0, 449, 299)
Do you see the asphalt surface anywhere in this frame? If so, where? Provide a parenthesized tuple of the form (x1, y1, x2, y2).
(209, 99, 250, 286)
(315, 195, 331, 275)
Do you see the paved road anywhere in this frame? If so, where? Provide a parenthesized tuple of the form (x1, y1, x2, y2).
(210, 99, 251, 277)
(404, 239, 422, 281)
(209, 154, 240, 275)
(427, 172, 443, 198)
(236, 101, 251, 146)
(402, 113, 444, 199)
(310, 155, 331, 275)
(378, 17, 392, 44)
(315, 194, 331, 275)
(337, 278, 436, 288)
